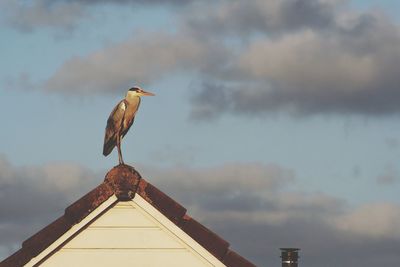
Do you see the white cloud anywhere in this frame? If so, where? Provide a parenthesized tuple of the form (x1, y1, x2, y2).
(140, 162, 295, 194)
(237, 30, 376, 91)
(11, 0, 399, 118)
(44, 33, 228, 93)
(334, 203, 400, 238)
(0, 156, 98, 221)
(185, 1, 400, 117)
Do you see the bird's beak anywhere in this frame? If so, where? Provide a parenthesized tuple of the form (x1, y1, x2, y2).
(140, 90, 155, 96)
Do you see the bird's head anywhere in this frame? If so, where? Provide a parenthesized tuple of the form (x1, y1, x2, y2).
(127, 86, 155, 97)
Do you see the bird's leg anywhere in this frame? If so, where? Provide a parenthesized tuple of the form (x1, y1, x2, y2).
(117, 133, 124, 165)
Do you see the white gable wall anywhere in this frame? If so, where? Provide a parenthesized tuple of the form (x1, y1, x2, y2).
(25, 195, 226, 267)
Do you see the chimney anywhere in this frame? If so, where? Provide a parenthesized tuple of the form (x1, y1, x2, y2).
(280, 248, 300, 267)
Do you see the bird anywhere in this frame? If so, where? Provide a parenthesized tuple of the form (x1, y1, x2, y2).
(103, 86, 155, 165)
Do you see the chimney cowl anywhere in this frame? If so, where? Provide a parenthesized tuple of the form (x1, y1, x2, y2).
(280, 248, 300, 267)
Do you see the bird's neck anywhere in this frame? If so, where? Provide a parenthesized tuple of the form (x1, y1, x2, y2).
(125, 94, 140, 103)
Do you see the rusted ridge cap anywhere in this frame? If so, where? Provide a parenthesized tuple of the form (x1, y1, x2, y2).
(104, 164, 142, 201)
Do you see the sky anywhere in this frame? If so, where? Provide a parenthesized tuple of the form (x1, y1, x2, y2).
(1, 0, 400, 266)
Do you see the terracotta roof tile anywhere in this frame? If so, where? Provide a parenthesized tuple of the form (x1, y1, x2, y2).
(181, 215, 229, 260)
(65, 182, 114, 224)
(0, 164, 256, 267)
(137, 179, 187, 225)
(22, 216, 72, 258)
(0, 248, 32, 267)
(223, 251, 257, 267)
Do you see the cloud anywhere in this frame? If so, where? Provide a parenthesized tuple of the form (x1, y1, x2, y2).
(334, 203, 400, 238)
(140, 162, 295, 195)
(0, 156, 99, 256)
(2, 158, 400, 266)
(209, 213, 400, 267)
(189, 82, 231, 120)
(44, 33, 229, 94)
(139, 163, 400, 266)
(190, 6, 400, 118)
(71, 0, 195, 4)
(183, 0, 340, 38)
(4, 0, 341, 34)
(0, 0, 201, 33)
(0, 0, 86, 32)
(0, 157, 99, 222)
(34, 0, 400, 119)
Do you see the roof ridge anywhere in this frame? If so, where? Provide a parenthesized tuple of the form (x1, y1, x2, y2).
(0, 164, 256, 267)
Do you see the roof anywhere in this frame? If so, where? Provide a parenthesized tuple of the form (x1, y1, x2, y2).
(0, 165, 256, 267)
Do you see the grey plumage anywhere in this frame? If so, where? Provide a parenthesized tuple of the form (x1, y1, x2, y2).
(103, 87, 154, 165)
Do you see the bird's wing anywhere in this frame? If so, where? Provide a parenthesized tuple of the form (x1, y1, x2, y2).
(103, 100, 126, 156)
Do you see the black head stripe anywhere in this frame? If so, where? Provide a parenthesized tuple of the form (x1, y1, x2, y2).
(129, 87, 140, 91)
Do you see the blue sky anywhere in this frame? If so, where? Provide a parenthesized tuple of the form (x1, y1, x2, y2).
(2, 0, 400, 266)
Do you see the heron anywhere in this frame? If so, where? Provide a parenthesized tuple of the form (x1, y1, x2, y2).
(103, 86, 155, 165)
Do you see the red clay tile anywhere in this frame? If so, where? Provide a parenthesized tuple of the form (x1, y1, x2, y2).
(181, 216, 230, 260)
(65, 182, 114, 224)
(0, 248, 32, 267)
(137, 179, 187, 224)
(223, 250, 257, 267)
(22, 216, 71, 257)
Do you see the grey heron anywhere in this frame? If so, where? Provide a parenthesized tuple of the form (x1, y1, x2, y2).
(103, 87, 155, 165)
